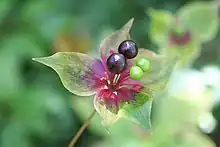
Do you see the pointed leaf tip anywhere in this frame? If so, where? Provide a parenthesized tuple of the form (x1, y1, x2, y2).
(99, 18, 134, 56)
(32, 57, 45, 63)
(120, 17, 134, 36)
(127, 17, 134, 26)
(32, 57, 41, 62)
(32, 52, 97, 96)
(119, 98, 153, 132)
(31, 56, 54, 68)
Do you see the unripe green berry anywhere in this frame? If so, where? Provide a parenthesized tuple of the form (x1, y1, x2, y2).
(136, 58, 150, 72)
(130, 66, 144, 80)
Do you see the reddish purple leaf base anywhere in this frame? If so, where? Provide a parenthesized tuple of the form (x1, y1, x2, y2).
(81, 50, 143, 112)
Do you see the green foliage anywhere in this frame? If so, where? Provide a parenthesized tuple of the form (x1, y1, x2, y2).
(134, 49, 177, 91)
(119, 91, 152, 131)
(0, 0, 11, 24)
(148, 1, 219, 68)
(177, 1, 219, 42)
(148, 8, 174, 46)
(33, 52, 96, 96)
(93, 98, 120, 126)
(99, 18, 133, 56)
(163, 38, 201, 68)
(1, 0, 220, 147)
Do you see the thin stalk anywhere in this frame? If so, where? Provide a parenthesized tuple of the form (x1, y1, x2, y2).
(68, 109, 96, 147)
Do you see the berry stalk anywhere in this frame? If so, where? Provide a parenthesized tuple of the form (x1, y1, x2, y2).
(68, 109, 96, 147)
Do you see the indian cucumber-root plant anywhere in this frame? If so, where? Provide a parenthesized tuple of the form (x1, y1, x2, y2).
(148, 1, 219, 68)
(33, 18, 176, 147)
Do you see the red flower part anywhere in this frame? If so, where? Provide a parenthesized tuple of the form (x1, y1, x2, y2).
(82, 50, 143, 112)
(168, 29, 192, 46)
(168, 17, 192, 46)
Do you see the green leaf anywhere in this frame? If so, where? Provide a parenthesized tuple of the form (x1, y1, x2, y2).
(93, 89, 152, 130)
(33, 52, 96, 96)
(161, 39, 201, 69)
(177, 1, 219, 42)
(119, 91, 152, 131)
(133, 49, 177, 91)
(99, 18, 133, 56)
(148, 8, 174, 46)
(93, 96, 120, 126)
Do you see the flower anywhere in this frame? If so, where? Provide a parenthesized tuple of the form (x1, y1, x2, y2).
(168, 23, 192, 47)
(33, 18, 176, 128)
(88, 57, 143, 113)
(148, 1, 219, 68)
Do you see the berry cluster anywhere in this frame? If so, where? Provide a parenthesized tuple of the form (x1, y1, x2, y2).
(130, 58, 150, 80)
(106, 40, 138, 74)
(106, 40, 150, 80)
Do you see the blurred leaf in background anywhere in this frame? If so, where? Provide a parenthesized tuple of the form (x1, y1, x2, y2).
(53, 31, 92, 53)
(148, 1, 219, 68)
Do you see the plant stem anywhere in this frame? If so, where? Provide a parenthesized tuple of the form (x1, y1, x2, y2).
(68, 109, 96, 147)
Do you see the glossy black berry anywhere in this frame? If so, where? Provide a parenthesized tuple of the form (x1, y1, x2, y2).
(118, 40, 138, 59)
(106, 53, 127, 74)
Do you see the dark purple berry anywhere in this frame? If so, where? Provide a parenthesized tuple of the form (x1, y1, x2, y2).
(106, 53, 127, 74)
(118, 40, 138, 59)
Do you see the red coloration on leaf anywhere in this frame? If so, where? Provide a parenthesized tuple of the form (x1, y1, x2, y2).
(168, 29, 192, 46)
(168, 18, 192, 46)
(82, 50, 143, 112)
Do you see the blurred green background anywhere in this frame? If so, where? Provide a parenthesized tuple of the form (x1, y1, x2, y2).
(0, 0, 220, 147)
